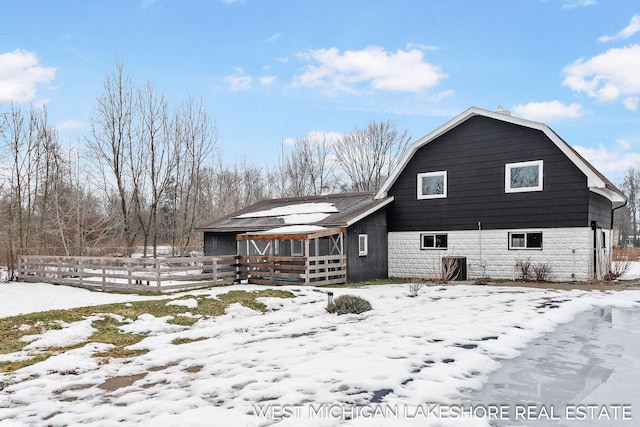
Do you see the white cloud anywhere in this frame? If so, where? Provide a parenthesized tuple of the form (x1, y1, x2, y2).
(259, 75, 276, 85)
(293, 45, 446, 95)
(622, 96, 639, 111)
(267, 32, 281, 43)
(56, 119, 85, 132)
(573, 143, 640, 180)
(599, 15, 640, 42)
(0, 49, 57, 102)
(141, 0, 159, 9)
(283, 130, 342, 146)
(225, 69, 252, 91)
(511, 100, 585, 122)
(563, 44, 640, 110)
(616, 138, 632, 150)
(405, 42, 440, 52)
(558, 0, 596, 9)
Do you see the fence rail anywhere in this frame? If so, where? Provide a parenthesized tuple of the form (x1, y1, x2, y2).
(18, 255, 236, 293)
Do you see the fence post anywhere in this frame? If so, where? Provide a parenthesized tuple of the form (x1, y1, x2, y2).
(156, 258, 162, 293)
(213, 257, 218, 284)
(78, 258, 83, 287)
(127, 260, 132, 289)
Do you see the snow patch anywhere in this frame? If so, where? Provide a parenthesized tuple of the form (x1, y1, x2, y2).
(167, 298, 198, 309)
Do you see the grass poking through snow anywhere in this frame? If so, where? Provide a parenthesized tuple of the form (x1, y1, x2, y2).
(0, 289, 294, 373)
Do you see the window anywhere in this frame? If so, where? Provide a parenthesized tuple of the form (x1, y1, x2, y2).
(505, 160, 543, 193)
(358, 234, 368, 256)
(418, 171, 447, 199)
(509, 232, 543, 249)
(291, 240, 304, 256)
(421, 233, 448, 249)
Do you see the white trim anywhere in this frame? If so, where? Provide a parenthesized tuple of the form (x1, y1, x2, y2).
(358, 234, 368, 256)
(508, 231, 543, 250)
(505, 160, 543, 193)
(345, 196, 394, 227)
(375, 106, 625, 203)
(417, 171, 447, 199)
(420, 232, 448, 249)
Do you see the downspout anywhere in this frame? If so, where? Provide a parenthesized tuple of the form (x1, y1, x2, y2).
(611, 200, 628, 245)
(478, 221, 484, 276)
(591, 220, 598, 279)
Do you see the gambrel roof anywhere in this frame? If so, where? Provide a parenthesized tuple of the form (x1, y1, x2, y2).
(375, 106, 626, 204)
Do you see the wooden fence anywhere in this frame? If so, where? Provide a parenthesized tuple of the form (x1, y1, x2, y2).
(18, 255, 237, 293)
(236, 254, 347, 286)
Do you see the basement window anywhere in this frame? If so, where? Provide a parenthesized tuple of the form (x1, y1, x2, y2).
(421, 233, 448, 250)
(417, 171, 447, 199)
(505, 160, 543, 193)
(509, 232, 543, 249)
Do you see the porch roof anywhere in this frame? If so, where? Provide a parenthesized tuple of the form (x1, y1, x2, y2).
(236, 226, 346, 241)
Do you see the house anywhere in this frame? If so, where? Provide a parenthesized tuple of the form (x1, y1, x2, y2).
(375, 106, 627, 282)
(198, 192, 393, 285)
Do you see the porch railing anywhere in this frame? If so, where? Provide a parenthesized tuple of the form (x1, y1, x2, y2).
(236, 254, 347, 286)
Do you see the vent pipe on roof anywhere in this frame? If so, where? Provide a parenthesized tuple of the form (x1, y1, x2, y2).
(496, 105, 511, 116)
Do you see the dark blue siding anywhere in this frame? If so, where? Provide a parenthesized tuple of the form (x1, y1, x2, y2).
(204, 232, 238, 256)
(346, 208, 388, 282)
(387, 116, 590, 231)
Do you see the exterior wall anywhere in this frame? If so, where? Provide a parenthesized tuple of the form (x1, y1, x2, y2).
(387, 116, 590, 232)
(346, 208, 388, 282)
(588, 192, 613, 229)
(388, 227, 599, 282)
(204, 232, 238, 256)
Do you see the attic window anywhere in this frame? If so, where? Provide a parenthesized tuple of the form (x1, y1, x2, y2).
(417, 171, 447, 199)
(505, 160, 543, 193)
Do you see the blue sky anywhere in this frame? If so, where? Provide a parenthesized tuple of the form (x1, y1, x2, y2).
(1, 0, 639, 182)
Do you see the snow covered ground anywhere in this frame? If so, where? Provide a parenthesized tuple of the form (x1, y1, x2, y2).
(0, 267, 639, 426)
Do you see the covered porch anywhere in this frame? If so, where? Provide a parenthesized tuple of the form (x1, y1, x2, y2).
(235, 226, 347, 286)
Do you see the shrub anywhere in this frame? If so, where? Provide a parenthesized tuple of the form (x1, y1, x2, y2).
(326, 295, 372, 315)
(533, 262, 552, 281)
(408, 283, 423, 297)
(515, 257, 532, 281)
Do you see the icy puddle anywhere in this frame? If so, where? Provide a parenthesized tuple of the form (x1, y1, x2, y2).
(468, 307, 640, 426)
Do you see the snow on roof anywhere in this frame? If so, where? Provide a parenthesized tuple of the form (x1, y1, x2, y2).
(257, 225, 327, 235)
(234, 202, 337, 225)
(235, 202, 338, 219)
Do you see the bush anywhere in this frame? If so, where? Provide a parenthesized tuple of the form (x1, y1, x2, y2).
(326, 295, 372, 315)
(533, 262, 552, 281)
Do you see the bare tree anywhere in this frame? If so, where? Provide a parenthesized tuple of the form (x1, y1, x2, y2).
(0, 104, 62, 277)
(278, 135, 335, 197)
(132, 83, 176, 257)
(86, 57, 138, 256)
(621, 167, 640, 246)
(167, 97, 218, 255)
(334, 119, 411, 192)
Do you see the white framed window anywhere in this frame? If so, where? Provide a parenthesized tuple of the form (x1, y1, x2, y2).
(508, 232, 543, 250)
(291, 240, 304, 256)
(417, 171, 447, 199)
(420, 233, 448, 249)
(505, 160, 543, 193)
(358, 234, 368, 256)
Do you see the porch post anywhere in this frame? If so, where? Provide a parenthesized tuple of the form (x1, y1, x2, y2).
(305, 238, 311, 285)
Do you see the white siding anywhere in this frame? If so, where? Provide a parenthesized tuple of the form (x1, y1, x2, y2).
(388, 228, 604, 282)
